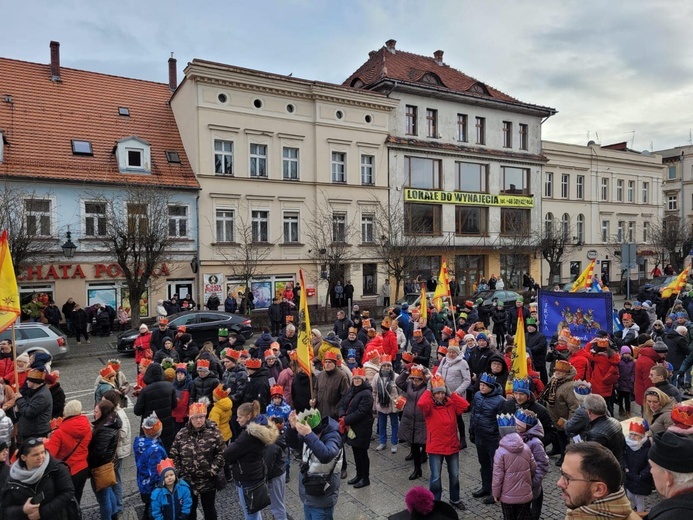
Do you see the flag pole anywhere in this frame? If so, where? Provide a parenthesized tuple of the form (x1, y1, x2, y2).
(11, 321, 18, 392)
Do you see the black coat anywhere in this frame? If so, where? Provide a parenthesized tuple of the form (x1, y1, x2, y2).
(468, 346, 494, 387)
(469, 383, 505, 444)
(151, 328, 176, 351)
(621, 438, 653, 496)
(268, 303, 283, 322)
(50, 382, 66, 419)
(241, 367, 271, 412)
(176, 342, 199, 363)
(500, 396, 556, 444)
(153, 347, 180, 365)
(88, 414, 122, 468)
(224, 421, 277, 483)
(645, 491, 693, 519)
(663, 331, 690, 371)
(191, 374, 220, 403)
(506, 306, 530, 335)
(134, 364, 178, 452)
(291, 371, 314, 414)
(491, 308, 508, 334)
(526, 331, 547, 365)
(338, 382, 374, 449)
(17, 383, 52, 439)
(71, 308, 89, 329)
(411, 338, 432, 368)
(264, 430, 288, 480)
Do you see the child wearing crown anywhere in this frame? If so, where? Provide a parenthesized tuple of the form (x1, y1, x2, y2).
(621, 419, 652, 513)
(150, 458, 193, 520)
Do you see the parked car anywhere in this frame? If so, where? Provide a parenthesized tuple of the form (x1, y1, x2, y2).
(395, 292, 435, 308)
(0, 322, 69, 359)
(637, 275, 676, 302)
(472, 290, 521, 314)
(117, 311, 254, 354)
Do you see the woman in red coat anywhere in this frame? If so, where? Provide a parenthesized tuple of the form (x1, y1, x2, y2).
(133, 324, 153, 365)
(588, 338, 621, 414)
(634, 340, 664, 406)
(418, 374, 469, 510)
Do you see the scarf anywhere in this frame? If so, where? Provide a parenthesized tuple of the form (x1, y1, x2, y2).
(10, 452, 51, 486)
(376, 370, 393, 408)
(625, 436, 646, 451)
(541, 376, 562, 406)
(566, 489, 638, 519)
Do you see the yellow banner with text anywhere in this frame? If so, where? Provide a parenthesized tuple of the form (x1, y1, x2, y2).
(404, 188, 534, 208)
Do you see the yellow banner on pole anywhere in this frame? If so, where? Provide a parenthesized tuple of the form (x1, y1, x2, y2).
(0, 230, 21, 333)
(296, 269, 313, 376)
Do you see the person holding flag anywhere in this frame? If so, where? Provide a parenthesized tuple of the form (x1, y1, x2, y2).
(505, 313, 529, 396)
(570, 259, 596, 292)
(660, 264, 691, 301)
(0, 230, 22, 393)
(432, 261, 451, 312)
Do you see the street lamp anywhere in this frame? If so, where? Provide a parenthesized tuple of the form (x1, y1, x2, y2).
(61, 229, 77, 258)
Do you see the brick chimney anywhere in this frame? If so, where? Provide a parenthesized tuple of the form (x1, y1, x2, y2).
(433, 50, 444, 65)
(385, 39, 397, 54)
(50, 41, 61, 82)
(168, 52, 177, 92)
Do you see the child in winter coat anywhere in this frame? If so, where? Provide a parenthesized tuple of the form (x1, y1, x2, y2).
(208, 384, 233, 442)
(345, 349, 359, 371)
(617, 346, 636, 419)
(514, 409, 549, 520)
(134, 413, 168, 516)
(264, 416, 288, 520)
(492, 414, 537, 520)
(372, 354, 401, 453)
(266, 385, 293, 480)
(171, 364, 192, 433)
(621, 420, 652, 513)
(150, 458, 193, 520)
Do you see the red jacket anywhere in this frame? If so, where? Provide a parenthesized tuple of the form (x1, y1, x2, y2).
(362, 335, 384, 362)
(634, 347, 659, 406)
(418, 390, 469, 455)
(589, 350, 621, 397)
(44, 414, 93, 475)
(133, 332, 153, 363)
(569, 348, 593, 382)
(0, 355, 14, 381)
(381, 329, 398, 359)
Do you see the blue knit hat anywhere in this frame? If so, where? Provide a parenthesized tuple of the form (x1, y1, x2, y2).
(347, 349, 356, 359)
(476, 333, 488, 342)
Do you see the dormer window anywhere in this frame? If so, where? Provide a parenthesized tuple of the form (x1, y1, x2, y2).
(468, 82, 490, 95)
(115, 136, 151, 173)
(71, 140, 93, 156)
(420, 73, 442, 86)
(127, 148, 143, 168)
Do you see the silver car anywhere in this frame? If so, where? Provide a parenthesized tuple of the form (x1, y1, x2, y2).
(0, 322, 69, 359)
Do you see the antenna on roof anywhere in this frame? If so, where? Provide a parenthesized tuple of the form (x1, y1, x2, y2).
(595, 132, 600, 145)
(689, 128, 692, 145)
(627, 130, 635, 149)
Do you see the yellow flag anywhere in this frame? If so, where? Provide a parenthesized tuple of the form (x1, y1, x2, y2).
(432, 261, 451, 311)
(419, 285, 428, 323)
(296, 269, 313, 375)
(661, 265, 690, 299)
(570, 259, 596, 292)
(0, 231, 20, 333)
(506, 312, 528, 395)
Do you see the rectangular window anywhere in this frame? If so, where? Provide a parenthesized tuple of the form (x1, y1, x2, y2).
(642, 182, 649, 204)
(127, 203, 148, 235)
(360, 155, 374, 185)
(601, 220, 610, 243)
(361, 214, 375, 243)
(668, 165, 678, 179)
(457, 114, 468, 142)
(455, 162, 487, 192)
(168, 205, 188, 238)
(405, 105, 417, 135)
(519, 123, 528, 150)
(214, 140, 233, 175)
(500, 208, 530, 235)
(503, 121, 513, 148)
(127, 149, 143, 168)
(627, 180, 635, 203)
(627, 221, 635, 242)
(84, 202, 106, 237)
(404, 203, 442, 236)
(643, 221, 649, 242)
(455, 206, 488, 236)
(576, 175, 585, 199)
(215, 209, 234, 242)
(362, 263, 377, 295)
(668, 195, 678, 211)
(475, 117, 486, 145)
(617, 221, 624, 242)
(71, 140, 93, 155)
(616, 179, 624, 202)
(561, 173, 570, 198)
(576, 217, 584, 243)
(249, 144, 267, 177)
(251, 210, 269, 242)
(283, 212, 299, 243)
(600, 178, 609, 201)
(331, 152, 346, 183)
(405, 157, 441, 189)
(282, 147, 299, 180)
(544, 172, 553, 198)
(25, 199, 51, 237)
(501, 166, 529, 195)
(426, 109, 438, 138)
(332, 212, 347, 242)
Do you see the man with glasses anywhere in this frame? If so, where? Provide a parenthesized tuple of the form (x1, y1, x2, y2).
(558, 442, 640, 519)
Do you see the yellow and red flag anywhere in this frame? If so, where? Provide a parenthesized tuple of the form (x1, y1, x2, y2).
(570, 259, 596, 292)
(661, 265, 690, 299)
(419, 285, 428, 323)
(0, 230, 21, 333)
(296, 269, 313, 376)
(432, 261, 451, 311)
(506, 312, 528, 395)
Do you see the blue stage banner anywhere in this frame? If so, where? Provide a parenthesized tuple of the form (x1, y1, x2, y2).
(538, 290, 613, 342)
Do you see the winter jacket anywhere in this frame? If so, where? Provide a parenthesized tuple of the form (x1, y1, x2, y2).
(650, 401, 675, 435)
(585, 415, 625, 460)
(655, 380, 682, 402)
(150, 328, 176, 352)
(190, 374, 220, 404)
(634, 347, 660, 406)
(153, 347, 180, 365)
(564, 404, 591, 438)
(253, 332, 274, 359)
(645, 490, 693, 519)
(589, 349, 621, 398)
(526, 331, 547, 367)
(240, 366, 271, 412)
(16, 382, 52, 439)
(492, 432, 536, 504)
(291, 371, 314, 414)
(333, 318, 353, 341)
(264, 430, 288, 480)
(170, 419, 225, 494)
(223, 364, 248, 404)
(0, 455, 75, 520)
(617, 357, 636, 393)
(115, 407, 132, 460)
(469, 383, 506, 444)
(176, 342, 199, 363)
(519, 421, 549, 498)
(171, 374, 192, 424)
(134, 332, 154, 364)
(468, 345, 494, 388)
(276, 367, 294, 407)
(396, 371, 428, 445)
(381, 329, 398, 360)
(134, 364, 178, 452)
(0, 352, 14, 381)
(543, 367, 580, 430)
(569, 347, 593, 382)
(500, 397, 556, 445)
(621, 437, 653, 496)
(491, 308, 508, 334)
(266, 400, 292, 425)
(663, 331, 690, 371)
(150, 478, 193, 520)
(338, 381, 374, 449)
(372, 370, 399, 414)
(298, 416, 343, 509)
(0, 409, 12, 446)
(94, 378, 116, 405)
(507, 306, 530, 336)
(88, 414, 122, 468)
(208, 396, 233, 441)
(195, 351, 224, 380)
(224, 419, 279, 483)
(486, 352, 510, 392)
(437, 355, 471, 396)
(411, 338, 432, 368)
(341, 338, 365, 366)
(315, 368, 349, 420)
(133, 435, 168, 494)
(44, 414, 92, 476)
(419, 390, 469, 454)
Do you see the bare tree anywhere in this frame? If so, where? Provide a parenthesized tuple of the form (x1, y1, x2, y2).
(492, 209, 540, 290)
(649, 216, 693, 272)
(540, 216, 573, 285)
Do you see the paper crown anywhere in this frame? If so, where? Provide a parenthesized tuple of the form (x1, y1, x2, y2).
(671, 403, 693, 428)
(348, 327, 357, 333)
(159, 318, 169, 325)
(100, 365, 116, 379)
(629, 420, 649, 436)
(622, 313, 632, 320)
(140, 358, 153, 367)
(430, 375, 446, 393)
(176, 325, 186, 333)
(157, 458, 175, 475)
(480, 373, 497, 386)
(218, 328, 228, 337)
(143, 413, 163, 436)
(288, 350, 298, 361)
(175, 363, 188, 373)
(380, 354, 393, 364)
(559, 328, 571, 338)
(497, 413, 516, 427)
(573, 380, 592, 395)
(437, 346, 448, 355)
(197, 359, 210, 370)
(285, 315, 294, 322)
(402, 351, 414, 363)
(365, 349, 380, 361)
(512, 378, 532, 395)
(526, 317, 537, 326)
(246, 358, 262, 369)
(108, 359, 121, 368)
(270, 385, 284, 397)
(455, 329, 465, 339)
(381, 317, 392, 328)
(465, 300, 474, 307)
(324, 351, 339, 362)
(239, 350, 250, 358)
(297, 408, 322, 429)
(596, 337, 610, 348)
(226, 349, 241, 360)
(442, 326, 453, 336)
(568, 336, 581, 347)
(554, 360, 572, 373)
(448, 338, 459, 347)
(188, 402, 207, 417)
(515, 409, 538, 428)
(347, 348, 357, 359)
(213, 384, 230, 401)
(409, 366, 425, 378)
(270, 341, 280, 351)
(352, 367, 366, 378)
(413, 329, 423, 337)
(458, 312, 468, 320)
(264, 349, 276, 359)
(27, 368, 46, 382)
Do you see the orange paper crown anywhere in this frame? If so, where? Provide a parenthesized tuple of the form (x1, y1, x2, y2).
(554, 360, 572, 373)
(188, 402, 207, 416)
(448, 339, 459, 347)
(246, 358, 262, 369)
(270, 385, 284, 397)
(380, 354, 392, 364)
(288, 350, 298, 361)
(402, 352, 414, 363)
(157, 458, 175, 475)
(197, 359, 210, 370)
(559, 328, 571, 338)
(100, 365, 116, 379)
(362, 319, 371, 328)
(413, 329, 423, 337)
(430, 374, 446, 392)
(140, 358, 153, 368)
(285, 315, 294, 322)
(213, 384, 230, 401)
(352, 367, 366, 378)
(629, 420, 648, 436)
(568, 337, 581, 347)
(437, 346, 448, 355)
(410, 366, 425, 378)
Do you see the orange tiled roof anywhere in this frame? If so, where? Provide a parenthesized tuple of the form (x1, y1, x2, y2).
(0, 57, 198, 190)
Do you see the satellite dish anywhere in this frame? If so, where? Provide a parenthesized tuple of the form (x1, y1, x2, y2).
(587, 140, 596, 146)
(641, 150, 651, 156)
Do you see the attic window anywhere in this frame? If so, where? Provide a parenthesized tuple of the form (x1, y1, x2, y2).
(166, 151, 181, 163)
(127, 149, 143, 168)
(350, 78, 365, 89)
(71, 140, 93, 156)
(469, 82, 490, 95)
(118, 107, 130, 116)
(420, 73, 442, 86)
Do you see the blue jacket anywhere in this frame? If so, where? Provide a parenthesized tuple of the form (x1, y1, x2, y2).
(133, 436, 168, 494)
(299, 417, 343, 509)
(150, 477, 193, 520)
(266, 400, 292, 430)
(254, 332, 274, 358)
(469, 383, 505, 444)
(621, 438, 653, 496)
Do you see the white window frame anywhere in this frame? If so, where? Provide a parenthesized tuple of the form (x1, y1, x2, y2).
(331, 152, 346, 183)
(561, 173, 569, 198)
(617, 221, 625, 242)
(668, 195, 678, 211)
(249, 144, 268, 178)
(576, 175, 584, 199)
(25, 198, 53, 237)
(251, 210, 269, 243)
(361, 214, 375, 244)
(215, 208, 235, 243)
(83, 200, 108, 237)
(627, 181, 635, 203)
(126, 147, 144, 170)
(601, 220, 610, 243)
(544, 172, 553, 198)
(282, 212, 299, 243)
(360, 154, 374, 185)
(600, 178, 609, 201)
(282, 147, 299, 180)
(627, 221, 635, 242)
(642, 182, 649, 204)
(616, 179, 624, 202)
(643, 221, 649, 243)
(576, 214, 585, 243)
(168, 204, 189, 238)
(519, 123, 528, 150)
(332, 212, 347, 242)
(214, 139, 234, 175)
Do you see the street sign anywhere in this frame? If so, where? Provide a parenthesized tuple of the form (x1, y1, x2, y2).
(621, 243, 637, 270)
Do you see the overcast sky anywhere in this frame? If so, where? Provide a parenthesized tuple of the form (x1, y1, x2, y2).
(4, 0, 692, 151)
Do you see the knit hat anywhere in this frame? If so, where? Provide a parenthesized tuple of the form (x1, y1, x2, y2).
(677, 312, 687, 319)
(476, 333, 488, 342)
(157, 458, 176, 477)
(463, 333, 475, 342)
(45, 370, 59, 385)
(447, 344, 461, 355)
(430, 375, 446, 393)
(573, 380, 592, 402)
(213, 384, 230, 401)
(554, 360, 572, 373)
(63, 400, 82, 418)
(197, 359, 210, 371)
(497, 413, 516, 437)
(400, 486, 459, 520)
(270, 385, 284, 397)
(143, 413, 163, 437)
(164, 368, 175, 382)
(649, 431, 693, 473)
(653, 340, 669, 353)
(514, 409, 538, 429)
(188, 402, 207, 417)
(347, 348, 356, 359)
(620, 346, 632, 356)
(26, 367, 46, 383)
(16, 352, 30, 366)
(246, 358, 262, 369)
(100, 365, 116, 380)
(512, 378, 532, 396)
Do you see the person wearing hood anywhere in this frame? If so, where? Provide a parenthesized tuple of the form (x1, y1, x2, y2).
(150, 458, 193, 520)
(468, 333, 493, 390)
(133, 413, 168, 518)
(469, 373, 506, 504)
(621, 420, 652, 514)
(318, 333, 342, 362)
(540, 360, 579, 466)
(16, 367, 53, 443)
(253, 327, 274, 359)
(635, 338, 667, 407)
(338, 367, 374, 488)
(175, 333, 199, 364)
(6, 351, 31, 389)
(492, 413, 536, 520)
(171, 363, 192, 433)
(209, 384, 233, 443)
(486, 351, 510, 392)
(153, 338, 180, 365)
(88, 400, 123, 520)
(190, 359, 220, 406)
(642, 301, 658, 329)
(240, 358, 271, 413)
(524, 318, 547, 384)
(588, 337, 621, 417)
(617, 346, 636, 419)
(515, 409, 549, 520)
(264, 416, 289, 519)
(44, 399, 92, 503)
(225, 400, 279, 520)
(436, 343, 471, 450)
(134, 363, 178, 453)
